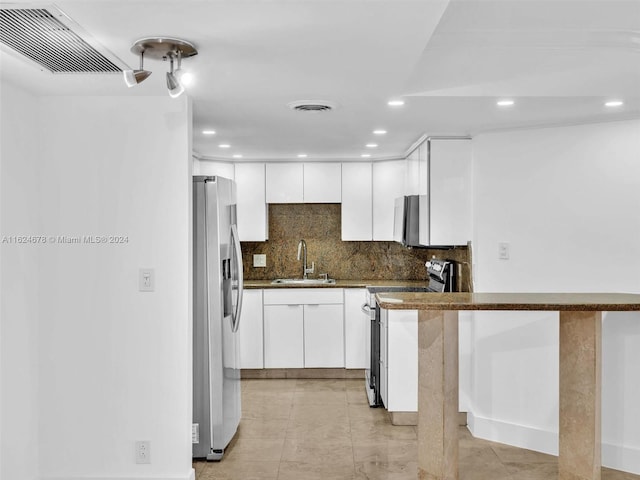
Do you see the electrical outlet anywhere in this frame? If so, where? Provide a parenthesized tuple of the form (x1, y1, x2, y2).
(498, 242, 510, 260)
(135, 440, 151, 464)
(253, 254, 267, 267)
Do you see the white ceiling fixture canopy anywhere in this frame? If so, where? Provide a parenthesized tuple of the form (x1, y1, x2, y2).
(124, 37, 197, 98)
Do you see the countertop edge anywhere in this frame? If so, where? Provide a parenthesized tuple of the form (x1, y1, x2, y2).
(375, 292, 640, 312)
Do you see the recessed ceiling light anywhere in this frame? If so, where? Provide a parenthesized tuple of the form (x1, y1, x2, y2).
(387, 100, 405, 107)
(202, 130, 216, 135)
(232, 154, 243, 158)
(497, 100, 515, 107)
(297, 154, 307, 158)
(219, 144, 231, 148)
(361, 154, 371, 158)
(373, 129, 387, 135)
(605, 100, 624, 107)
(366, 143, 378, 148)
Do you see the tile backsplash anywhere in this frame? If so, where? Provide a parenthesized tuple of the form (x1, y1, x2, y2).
(241, 204, 472, 291)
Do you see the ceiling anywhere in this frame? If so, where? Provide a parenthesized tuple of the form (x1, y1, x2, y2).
(1, 0, 639, 161)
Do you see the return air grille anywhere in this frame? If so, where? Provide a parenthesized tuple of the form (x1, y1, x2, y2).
(0, 8, 122, 73)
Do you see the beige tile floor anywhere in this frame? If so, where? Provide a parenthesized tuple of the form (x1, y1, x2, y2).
(193, 378, 640, 480)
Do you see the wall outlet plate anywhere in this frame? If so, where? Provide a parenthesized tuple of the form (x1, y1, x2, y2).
(498, 242, 510, 260)
(135, 440, 151, 464)
(253, 254, 267, 268)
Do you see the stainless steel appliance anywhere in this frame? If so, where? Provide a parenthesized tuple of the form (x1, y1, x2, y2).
(363, 258, 456, 407)
(193, 176, 244, 461)
(393, 195, 424, 247)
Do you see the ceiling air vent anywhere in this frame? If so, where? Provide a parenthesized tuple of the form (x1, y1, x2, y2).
(0, 7, 123, 73)
(288, 100, 337, 113)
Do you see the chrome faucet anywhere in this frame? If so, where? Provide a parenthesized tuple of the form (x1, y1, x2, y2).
(297, 239, 315, 279)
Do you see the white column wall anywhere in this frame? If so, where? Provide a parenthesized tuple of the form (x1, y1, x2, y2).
(469, 119, 640, 473)
(0, 89, 194, 480)
(0, 82, 41, 480)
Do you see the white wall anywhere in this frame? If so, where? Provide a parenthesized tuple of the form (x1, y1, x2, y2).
(0, 86, 194, 480)
(0, 82, 41, 480)
(470, 119, 640, 473)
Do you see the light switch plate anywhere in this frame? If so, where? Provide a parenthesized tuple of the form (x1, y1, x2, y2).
(498, 242, 510, 260)
(253, 254, 267, 268)
(139, 268, 155, 291)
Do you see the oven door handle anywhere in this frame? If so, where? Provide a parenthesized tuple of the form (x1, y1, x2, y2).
(361, 303, 373, 315)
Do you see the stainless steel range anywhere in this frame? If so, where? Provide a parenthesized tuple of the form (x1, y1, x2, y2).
(363, 258, 456, 407)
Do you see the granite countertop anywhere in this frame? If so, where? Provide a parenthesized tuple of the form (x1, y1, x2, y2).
(244, 279, 429, 289)
(375, 292, 640, 311)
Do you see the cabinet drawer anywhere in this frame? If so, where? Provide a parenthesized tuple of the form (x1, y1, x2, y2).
(263, 288, 343, 305)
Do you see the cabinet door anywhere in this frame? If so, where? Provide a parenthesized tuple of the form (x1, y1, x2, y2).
(428, 139, 472, 246)
(379, 308, 388, 407)
(303, 304, 344, 368)
(386, 309, 418, 412)
(405, 148, 420, 195)
(235, 163, 267, 241)
(372, 160, 405, 241)
(238, 290, 264, 369)
(265, 163, 303, 203)
(341, 163, 372, 240)
(303, 163, 342, 203)
(263, 305, 304, 368)
(343, 289, 370, 369)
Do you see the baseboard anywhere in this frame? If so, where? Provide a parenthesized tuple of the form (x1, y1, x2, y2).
(41, 473, 194, 480)
(241, 368, 365, 379)
(467, 411, 640, 475)
(602, 442, 640, 475)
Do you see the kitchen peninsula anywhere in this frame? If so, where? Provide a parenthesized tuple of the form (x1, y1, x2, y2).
(376, 292, 640, 480)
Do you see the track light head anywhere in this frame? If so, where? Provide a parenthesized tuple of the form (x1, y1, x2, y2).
(123, 68, 152, 87)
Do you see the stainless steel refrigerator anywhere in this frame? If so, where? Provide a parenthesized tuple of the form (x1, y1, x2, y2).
(192, 176, 244, 461)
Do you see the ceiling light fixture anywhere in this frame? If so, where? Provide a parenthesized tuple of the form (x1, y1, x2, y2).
(497, 99, 515, 106)
(361, 154, 371, 158)
(202, 130, 216, 135)
(123, 50, 151, 87)
(605, 100, 623, 107)
(366, 143, 378, 148)
(297, 154, 308, 158)
(124, 37, 198, 98)
(387, 100, 405, 107)
(219, 144, 231, 149)
(373, 130, 387, 135)
(233, 154, 243, 159)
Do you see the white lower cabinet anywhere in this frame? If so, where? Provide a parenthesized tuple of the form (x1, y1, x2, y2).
(262, 288, 344, 368)
(263, 304, 304, 368)
(383, 308, 418, 412)
(343, 288, 370, 369)
(304, 304, 344, 367)
(239, 289, 265, 369)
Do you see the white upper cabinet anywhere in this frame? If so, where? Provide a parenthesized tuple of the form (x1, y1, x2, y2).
(372, 160, 405, 241)
(420, 139, 472, 246)
(193, 159, 235, 179)
(234, 163, 268, 241)
(404, 148, 420, 195)
(303, 163, 342, 203)
(341, 162, 372, 240)
(265, 163, 304, 203)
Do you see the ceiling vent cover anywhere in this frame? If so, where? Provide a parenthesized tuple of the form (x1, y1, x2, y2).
(288, 100, 337, 113)
(0, 7, 122, 73)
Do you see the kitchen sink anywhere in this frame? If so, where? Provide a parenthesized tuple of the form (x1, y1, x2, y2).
(271, 278, 336, 285)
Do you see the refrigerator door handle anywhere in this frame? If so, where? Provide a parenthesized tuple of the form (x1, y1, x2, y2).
(230, 223, 244, 333)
